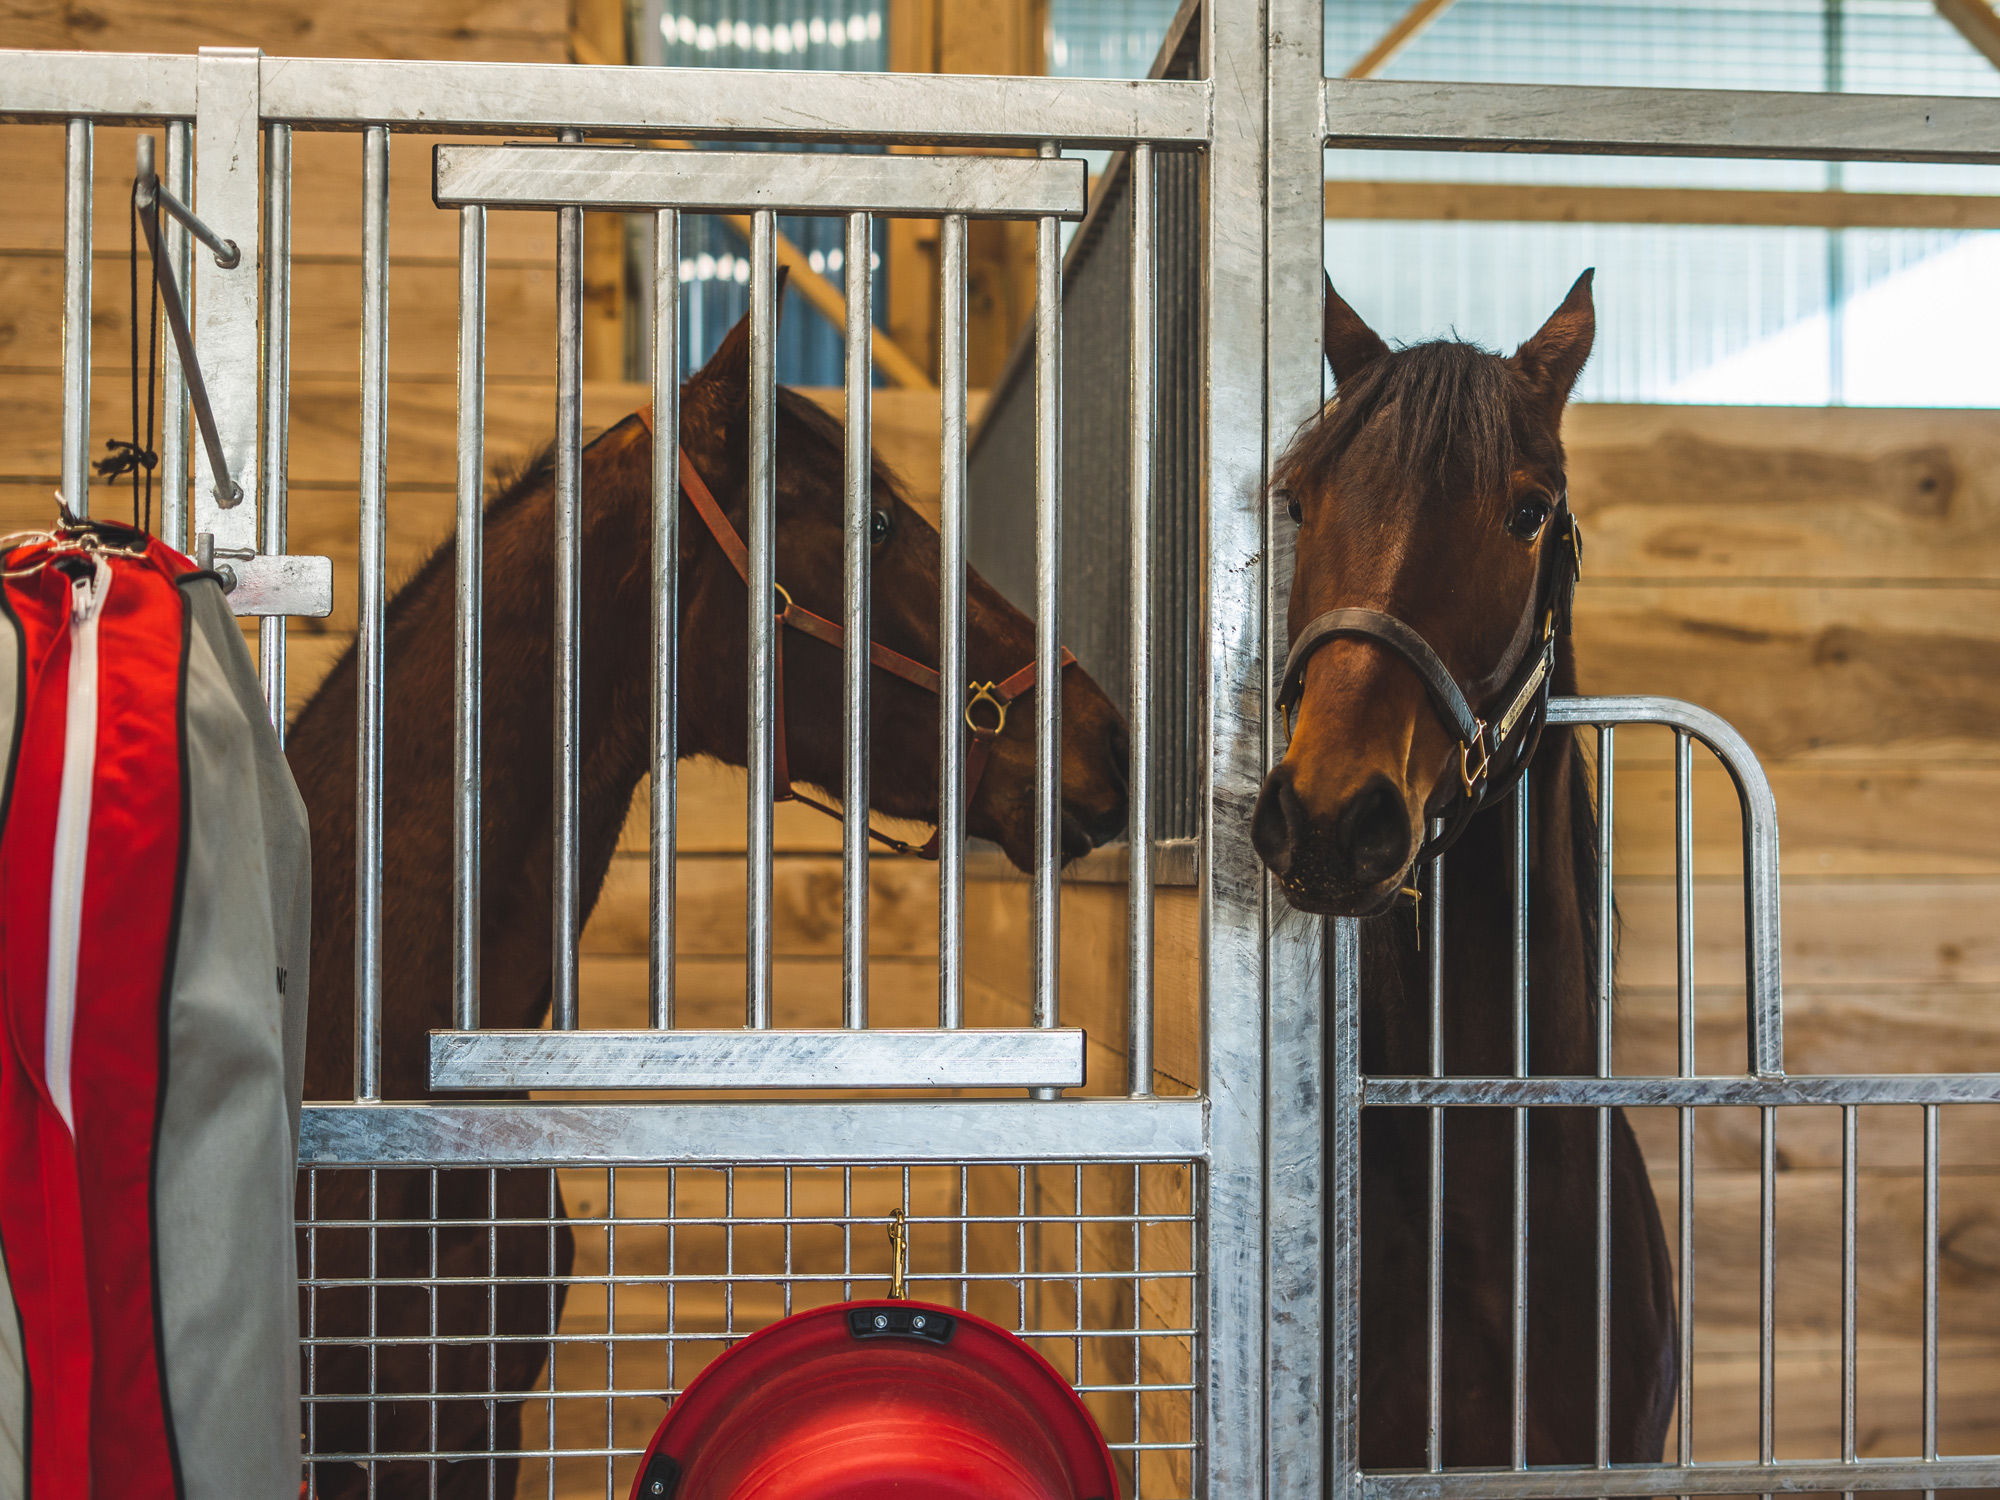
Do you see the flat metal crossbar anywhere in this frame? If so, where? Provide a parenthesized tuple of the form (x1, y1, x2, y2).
(432, 144, 1088, 217)
(427, 1028, 1091, 1093)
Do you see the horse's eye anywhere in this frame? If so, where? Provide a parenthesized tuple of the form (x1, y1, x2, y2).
(1284, 493, 1302, 525)
(1507, 493, 1552, 540)
(870, 508, 892, 546)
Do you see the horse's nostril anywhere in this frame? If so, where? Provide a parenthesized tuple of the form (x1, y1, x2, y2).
(1335, 775, 1410, 888)
(1251, 765, 1306, 877)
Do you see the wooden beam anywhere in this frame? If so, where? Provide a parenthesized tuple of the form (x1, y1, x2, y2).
(1343, 0, 1461, 79)
(643, 140, 934, 391)
(1935, 0, 2000, 71)
(553, 62, 935, 389)
(1324, 178, 2000, 230)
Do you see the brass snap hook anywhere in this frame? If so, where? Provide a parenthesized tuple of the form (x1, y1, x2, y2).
(887, 1207, 909, 1301)
(1458, 721, 1492, 797)
(964, 681, 1008, 738)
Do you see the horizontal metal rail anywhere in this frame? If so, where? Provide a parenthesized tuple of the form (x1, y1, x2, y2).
(297, 1098, 1207, 1166)
(1364, 1457, 2000, 1499)
(0, 50, 1211, 145)
(434, 144, 1087, 218)
(1367, 1074, 2000, 1107)
(1323, 77, 2000, 163)
(428, 1028, 1089, 1092)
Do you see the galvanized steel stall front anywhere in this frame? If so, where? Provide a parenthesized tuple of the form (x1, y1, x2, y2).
(9, 6, 2000, 1496)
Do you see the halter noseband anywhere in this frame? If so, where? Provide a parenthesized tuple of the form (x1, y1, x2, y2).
(634, 407, 1071, 861)
(1275, 501, 1582, 864)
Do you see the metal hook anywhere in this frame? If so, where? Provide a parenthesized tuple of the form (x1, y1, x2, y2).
(887, 1207, 909, 1301)
(131, 136, 243, 510)
(964, 681, 1008, 738)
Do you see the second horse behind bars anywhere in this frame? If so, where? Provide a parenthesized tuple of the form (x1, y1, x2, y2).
(284, 297, 1132, 1498)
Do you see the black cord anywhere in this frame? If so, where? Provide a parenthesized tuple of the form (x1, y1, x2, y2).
(92, 192, 158, 531)
(142, 207, 158, 536)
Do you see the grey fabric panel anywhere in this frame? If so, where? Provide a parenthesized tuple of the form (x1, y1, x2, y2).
(0, 604, 24, 1500)
(155, 578, 306, 1499)
(181, 584, 311, 1151)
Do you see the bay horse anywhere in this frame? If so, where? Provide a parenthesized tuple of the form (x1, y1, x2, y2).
(284, 306, 1131, 1498)
(1252, 273, 1676, 1468)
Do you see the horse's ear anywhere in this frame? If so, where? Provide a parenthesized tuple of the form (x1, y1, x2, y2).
(686, 265, 795, 404)
(1512, 269, 1595, 414)
(1324, 273, 1390, 389)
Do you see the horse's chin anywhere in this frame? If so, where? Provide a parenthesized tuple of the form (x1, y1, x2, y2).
(1273, 870, 1408, 919)
(981, 805, 1116, 872)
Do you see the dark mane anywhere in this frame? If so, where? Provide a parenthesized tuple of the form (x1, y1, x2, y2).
(1274, 339, 1517, 506)
(379, 435, 570, 637)
(774, 384, 911, 501)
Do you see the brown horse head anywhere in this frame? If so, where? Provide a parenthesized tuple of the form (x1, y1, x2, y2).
(1252, 271, 1595, 915)
(673, 308, 1129, 865)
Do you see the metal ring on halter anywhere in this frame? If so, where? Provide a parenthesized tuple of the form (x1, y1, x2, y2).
(965, 681, 1008, 738)
(1458, 721, 1492, 797)
(773, 581, 792, 618)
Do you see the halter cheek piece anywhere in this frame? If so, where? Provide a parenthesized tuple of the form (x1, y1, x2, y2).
(1275, 500, 1582, 865)
(634, 408, 1071, 861)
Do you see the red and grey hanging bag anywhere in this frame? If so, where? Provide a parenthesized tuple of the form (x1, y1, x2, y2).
(0, 519, 309, 1498)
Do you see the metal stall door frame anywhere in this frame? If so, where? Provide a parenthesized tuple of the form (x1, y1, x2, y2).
(1262, 9, 2000, 1497)
(0, 24, 1333, 1495)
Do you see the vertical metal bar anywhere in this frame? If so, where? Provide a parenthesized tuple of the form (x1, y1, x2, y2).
(192, 47, 262, 549)
(1760, 1105, 1777, 1478)
(1677, 730, 1696, 1479)
(841, 210, 872, 1032)
(61, 118, 91, 520)
(453, 204, 487, 1034)
(1427, 837, 1445, 1475)
(354, 126, 390, 1103)
(938, 212, 969, 1030)
(651, 209, 681, 1031)
(745, 209, 779, 1029)
(1126, 142, 1156, 1098)
(1923, 1103, 1940, 1491)
(552, 128, 585, 1034)
(259, 122, 293, 735)
(1596, 725, 1616, 1471)
(159, 121, 192, 553)
(1031, 140, 1063, 1076)
(1511, 776, 1530, 1471)
(1841, 1103, 1858, 1494)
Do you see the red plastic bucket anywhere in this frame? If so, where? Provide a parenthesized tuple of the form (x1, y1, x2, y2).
(627, 1299, 1119, 1500)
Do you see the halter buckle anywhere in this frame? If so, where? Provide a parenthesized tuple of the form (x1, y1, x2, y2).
(965, 681, 1008, 738)
(1458, 721, 1492, 797)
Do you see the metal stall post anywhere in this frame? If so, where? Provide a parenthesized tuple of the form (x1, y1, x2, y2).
(1263, 0, 1334, 1492)
(1202, 0, 1299, 1490)
(191, 47, 260, 560)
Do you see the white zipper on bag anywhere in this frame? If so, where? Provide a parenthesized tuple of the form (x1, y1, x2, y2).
(44, 556, 111, 1137)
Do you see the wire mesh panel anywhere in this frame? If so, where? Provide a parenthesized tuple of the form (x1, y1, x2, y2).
(299, 1161, 1201, 1499)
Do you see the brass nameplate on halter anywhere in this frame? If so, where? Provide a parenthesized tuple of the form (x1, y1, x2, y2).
(1493, 652, 1550, 746)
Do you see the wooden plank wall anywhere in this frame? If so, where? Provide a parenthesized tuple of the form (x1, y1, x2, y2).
(1563, 404, 2000, 1473)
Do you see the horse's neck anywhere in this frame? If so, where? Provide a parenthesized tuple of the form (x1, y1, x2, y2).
(1357, 733, 1601, 1079)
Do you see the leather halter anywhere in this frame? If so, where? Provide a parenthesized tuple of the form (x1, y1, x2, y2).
(1276, 501, 1582, 864)
(632, 407, 1071, 860)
